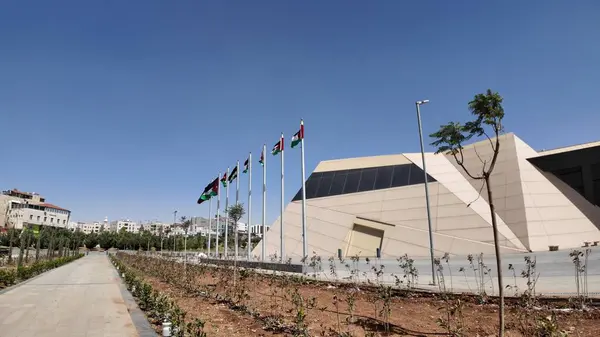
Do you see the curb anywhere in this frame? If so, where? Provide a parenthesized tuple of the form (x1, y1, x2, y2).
(0, 255, 86, 295)
(110, 257, 158, 337)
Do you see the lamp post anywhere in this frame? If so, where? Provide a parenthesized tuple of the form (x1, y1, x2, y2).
(173, 210, 177, 253)
(415, 99, 436, 286)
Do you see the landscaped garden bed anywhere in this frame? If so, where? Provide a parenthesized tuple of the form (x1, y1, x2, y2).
(113, 252, 600, 336)
(0, 254, 84, 289)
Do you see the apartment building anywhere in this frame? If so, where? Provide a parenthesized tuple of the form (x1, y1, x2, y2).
(0, 189, 71, 230)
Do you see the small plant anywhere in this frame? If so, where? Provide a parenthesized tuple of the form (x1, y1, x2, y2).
(434, 257, 447, 294)
(372, 264, 385, 285)
(309, 252, 323, 278)
(186, 318, 208, 337)
(457, 266, 472, 293)
(332, 294, 341, 334)
(441, 252, 453, 292)
(350, 253, 361, 282)
(345, 288, 357, 324)
(506, 263, 519, 296)
(377, 285, 393, 333)
(436, 298, 465, 337)
(289, 285, 317, 336)
(328, 256, 338, 281)
(533, 313, 568, 337)
(570, 248, 591, 308)
(394, 254, 418, 289)
(521, 255, 539, 307)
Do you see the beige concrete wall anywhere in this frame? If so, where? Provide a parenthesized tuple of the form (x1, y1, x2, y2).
(314, 154, 411, 172)
(513, 136, 600, 250)
(253, 177, 525, 260)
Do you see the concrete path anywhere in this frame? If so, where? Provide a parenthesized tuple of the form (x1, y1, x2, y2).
(0, 254, 140, 337)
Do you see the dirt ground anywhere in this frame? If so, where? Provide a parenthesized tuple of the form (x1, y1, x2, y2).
(124, 256, 600, 336)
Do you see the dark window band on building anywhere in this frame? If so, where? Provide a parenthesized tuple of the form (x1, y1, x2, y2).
(292, 163, 436, 201)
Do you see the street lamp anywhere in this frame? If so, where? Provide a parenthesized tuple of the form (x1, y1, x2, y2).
(415, 99, 436, 286)
(173, 210, 177, 253)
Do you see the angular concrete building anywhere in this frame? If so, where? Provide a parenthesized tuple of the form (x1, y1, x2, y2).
(253, 133, 600, 260)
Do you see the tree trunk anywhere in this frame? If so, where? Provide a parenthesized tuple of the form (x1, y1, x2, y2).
(35, 229, 42, 261)
(8, 229, 14, 264)
(485, 175, 504, 337)
(47, 228, 54, 259)
(17, 231, 26, 268)
(25, 232, 31, 263)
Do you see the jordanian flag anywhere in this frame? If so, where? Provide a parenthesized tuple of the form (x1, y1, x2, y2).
(291, 120, 304, 148)
(243, 157, 249, 173)
(220, 172, 228, 187)
(259, 148, 265, 166)
(228, 165, 238, 183)
(271, 137, 283, 156)
(197, 178, 218, 204)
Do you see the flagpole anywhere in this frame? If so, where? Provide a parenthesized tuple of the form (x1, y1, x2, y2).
(280, 133, 285, 262)
(208, 196, 212, 256)
(247, 152, 252, 261)
(300, 120, 308, 260)
(235, 160, 240, 259)
(262, 144, 267, 262)
(225, 167, 230, 259)
(216, 172, 221, 258)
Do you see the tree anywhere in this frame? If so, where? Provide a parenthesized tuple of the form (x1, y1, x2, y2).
(227, 204, 245, 253)
(227, 203, 245, 285)
(430, 89, 506, 336)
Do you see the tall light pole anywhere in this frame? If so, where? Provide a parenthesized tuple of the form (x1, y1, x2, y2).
(173, 210, 177, 253)
(416, 99, 436, 286)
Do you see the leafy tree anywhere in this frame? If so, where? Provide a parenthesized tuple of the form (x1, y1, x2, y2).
(84, 232, 99, 250)
(430, 89, 506, 336)
(227, 203, 245, 285)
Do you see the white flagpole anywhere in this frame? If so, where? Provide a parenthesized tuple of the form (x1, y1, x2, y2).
(216, 172, 220, 258)
(300, 120, 308, 260)
(280, 133, 285, 262)
(208, 196, 212, 255)
(235, 160, 240, 259)
(225, 167, 230, 259)
(262, 144, 267, 262)
(247, 152, 252, 261)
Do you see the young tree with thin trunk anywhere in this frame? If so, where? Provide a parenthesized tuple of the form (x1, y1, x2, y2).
(227, 203, 245, 287)
(430, 89, 506, 336)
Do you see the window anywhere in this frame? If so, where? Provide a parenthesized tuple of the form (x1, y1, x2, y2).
(374, 166, 393, 190)
(44, 217, 47, 222)
(594, 180, 600, 207)
(391, 165, 410, 187)
(37, 216, 40, 221)
(292, 163, 437, 201)
(343, 169, 361, 194)
(315, 171, 334, 198)
(63, 220, 66, 224)
(50, 218, 54, 223)
(30, 215, 33, 220)
(358, 168, 377, 192)
(329, 171, 348, 196)
(409, 165, 426, 185)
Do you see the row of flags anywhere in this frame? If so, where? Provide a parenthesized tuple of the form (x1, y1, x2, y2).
(196, 120, 304, 205)
(194, 119, 308, 261)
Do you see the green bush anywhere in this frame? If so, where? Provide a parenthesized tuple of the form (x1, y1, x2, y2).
(0, 254, 83, 289)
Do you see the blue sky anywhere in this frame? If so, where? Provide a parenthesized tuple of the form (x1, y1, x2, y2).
(1, 1, 599, 224)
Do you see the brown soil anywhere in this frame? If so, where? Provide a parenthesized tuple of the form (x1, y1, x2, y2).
(145, 274, 281, 336)
(125, 257, 600, 336)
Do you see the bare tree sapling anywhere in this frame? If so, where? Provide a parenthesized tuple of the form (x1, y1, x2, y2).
(430, 89, 507, 336)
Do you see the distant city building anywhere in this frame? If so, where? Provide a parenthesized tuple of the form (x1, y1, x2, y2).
(0, 189, 71, 230)
(109, 220, 141, 234)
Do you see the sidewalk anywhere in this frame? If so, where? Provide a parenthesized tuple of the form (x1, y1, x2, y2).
(0, 253, 140, 337)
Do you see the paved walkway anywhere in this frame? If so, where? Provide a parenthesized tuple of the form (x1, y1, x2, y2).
(0, 253, 140, 337)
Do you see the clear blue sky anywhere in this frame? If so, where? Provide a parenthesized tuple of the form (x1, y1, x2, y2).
(1, 1, 599, 224)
